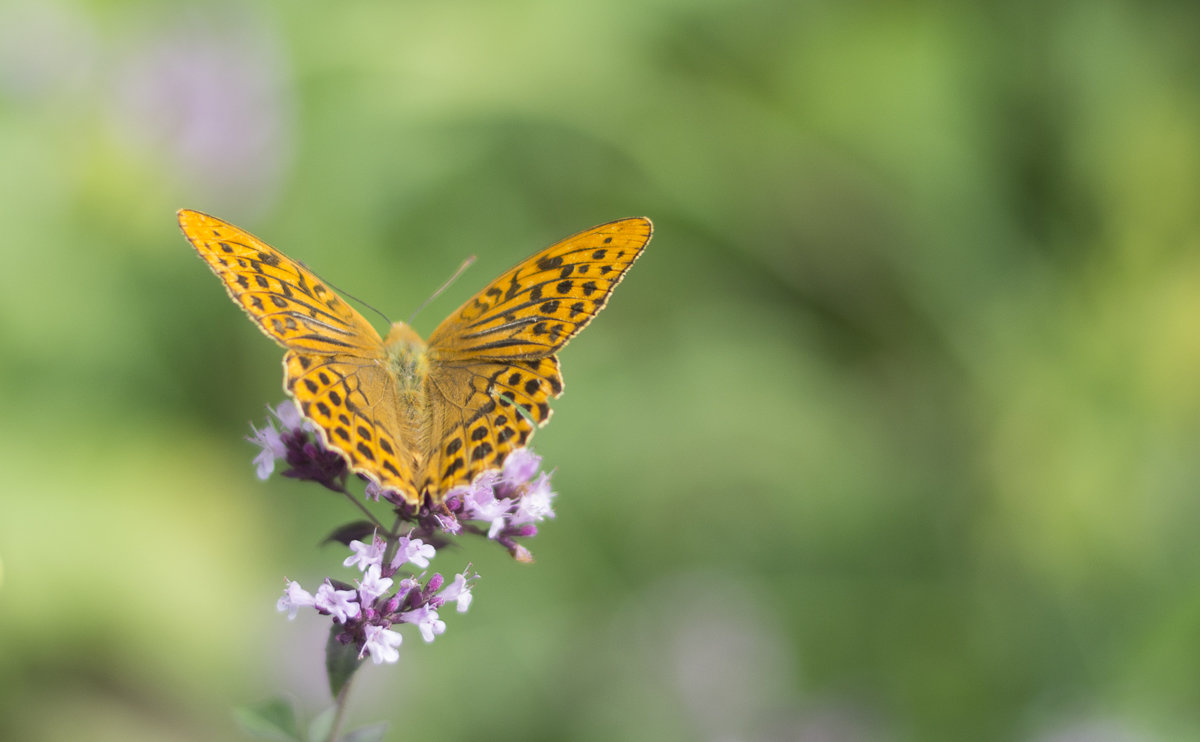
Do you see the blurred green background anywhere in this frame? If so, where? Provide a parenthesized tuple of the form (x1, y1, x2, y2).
(3, 0, 1200, 740)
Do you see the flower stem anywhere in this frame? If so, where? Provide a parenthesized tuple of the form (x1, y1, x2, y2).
(338, 487, 388, 532)
(326, 670, 355, 742)
(380, 513, 406, 568)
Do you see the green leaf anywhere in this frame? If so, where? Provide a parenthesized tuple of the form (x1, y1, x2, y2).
(325, 624, 364, 698)
(308, 706, 336, 742)
(322, 520, 377, 547)
(232, 698, 303, 741)
(340, 723, 389, 742)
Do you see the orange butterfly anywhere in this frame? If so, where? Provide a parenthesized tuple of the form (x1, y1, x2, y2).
(178, 210, 651, 506)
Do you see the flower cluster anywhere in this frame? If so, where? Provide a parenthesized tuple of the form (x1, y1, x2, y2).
(251, 401, 557, 664)
(249, 401, 347, 490)
(277, 532, 475, 664)
(438, 448, 557, 562)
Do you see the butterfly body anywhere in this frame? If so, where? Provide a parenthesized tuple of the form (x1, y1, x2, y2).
(383, 322, 431, 402)
(180, 210, 651, 505)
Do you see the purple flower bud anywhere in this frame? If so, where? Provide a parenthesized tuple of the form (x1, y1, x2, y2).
(506, 541, 534, 564)
(392, 577, 420, 611)
(277, 431, 348, 491)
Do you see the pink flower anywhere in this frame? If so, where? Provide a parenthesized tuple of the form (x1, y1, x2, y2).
(511, 473, 556, 525)
(247, 406, 293, 480)
(361, 624, 403, 664)
(391, 532, 436, 570)
(276, 580, 314, 620)
(400, 604, 446, 643)
(344, 535, 386, 572)
(314, 582, 361, 624)
(502, 449, 542, 485)
(439, 572, 475, 613)
(358, 564, 393, 604)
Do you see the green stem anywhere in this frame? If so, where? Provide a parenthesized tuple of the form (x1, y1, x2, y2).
(380, 513, 407, 567)
(326, 670, 355, 742)
(337, 488, 388, 533)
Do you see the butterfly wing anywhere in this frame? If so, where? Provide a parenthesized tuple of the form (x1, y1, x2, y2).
(180, 209, 422, 498)
(421, 357, 561, 495)
(284, 351, 421, 501)
(421, 217, 652, 496)
(178, 209, 384, 357)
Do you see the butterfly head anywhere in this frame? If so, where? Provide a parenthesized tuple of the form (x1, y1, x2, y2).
(384, 321, 425, 350)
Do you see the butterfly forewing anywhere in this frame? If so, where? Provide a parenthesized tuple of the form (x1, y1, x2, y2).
(427, 218, 652, 362)
(178, 210, 384, 357)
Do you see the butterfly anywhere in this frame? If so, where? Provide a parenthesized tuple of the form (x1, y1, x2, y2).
(178, 209, 652, 505)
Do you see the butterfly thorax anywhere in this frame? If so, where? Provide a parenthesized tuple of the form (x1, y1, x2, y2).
(384, 322, 430, 393)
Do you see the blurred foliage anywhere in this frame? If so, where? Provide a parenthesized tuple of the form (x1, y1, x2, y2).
(3, 0, 1200, 740)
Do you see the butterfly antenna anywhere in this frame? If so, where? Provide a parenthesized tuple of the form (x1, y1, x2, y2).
(408, 255, 476, 325)
(296, 259, 394, 326)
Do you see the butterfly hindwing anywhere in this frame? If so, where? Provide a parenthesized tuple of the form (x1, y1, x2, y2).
(179, 209, 384, 357)
(421, 357, 561, 494)
(284, 351, 421, 500)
